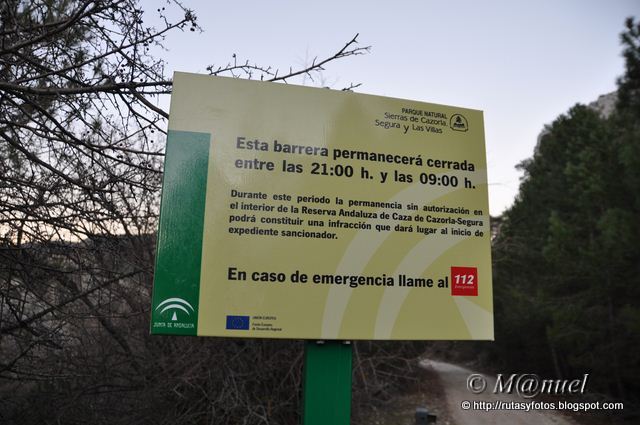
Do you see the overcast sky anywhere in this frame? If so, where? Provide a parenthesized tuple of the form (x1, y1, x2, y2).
(142, 0, 638, 215)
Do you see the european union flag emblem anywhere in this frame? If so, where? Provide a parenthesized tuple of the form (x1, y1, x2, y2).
(226, 315, 250, 330)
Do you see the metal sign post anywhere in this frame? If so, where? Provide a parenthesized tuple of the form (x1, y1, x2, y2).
(302, 341, 353, 425)
(151, 73, 493, 423)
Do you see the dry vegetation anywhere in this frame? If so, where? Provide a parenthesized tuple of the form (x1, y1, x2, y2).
(0, 1, 424, 423)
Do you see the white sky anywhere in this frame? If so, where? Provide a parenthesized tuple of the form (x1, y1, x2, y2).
(142, 0, 638, 215)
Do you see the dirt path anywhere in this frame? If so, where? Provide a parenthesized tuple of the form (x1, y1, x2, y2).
(421, 359, 578, 425)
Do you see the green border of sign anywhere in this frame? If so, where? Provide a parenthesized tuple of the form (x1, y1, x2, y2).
(150, 130, 210, 336)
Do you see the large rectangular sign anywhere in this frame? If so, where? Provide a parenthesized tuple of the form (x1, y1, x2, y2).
(150, 72, 493, 340)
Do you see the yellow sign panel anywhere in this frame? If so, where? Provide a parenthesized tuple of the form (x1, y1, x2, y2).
(152, 72, 493, 340)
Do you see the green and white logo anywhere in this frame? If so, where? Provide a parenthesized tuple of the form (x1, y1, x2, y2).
(155, 297, 195, 321)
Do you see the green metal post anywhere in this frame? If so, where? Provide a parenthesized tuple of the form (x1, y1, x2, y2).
(302, 341, 353, 425)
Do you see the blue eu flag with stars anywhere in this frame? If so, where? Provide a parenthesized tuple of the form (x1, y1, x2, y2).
(226, 315, 250, 330)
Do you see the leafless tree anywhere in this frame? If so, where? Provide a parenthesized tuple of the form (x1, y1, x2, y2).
(0, 1, 384, 423)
